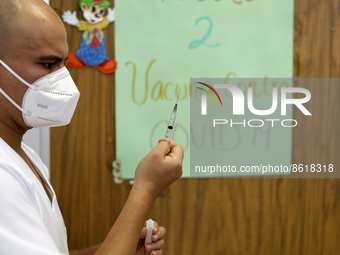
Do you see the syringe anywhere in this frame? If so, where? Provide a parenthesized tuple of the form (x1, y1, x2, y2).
(164, 88, 181, 140)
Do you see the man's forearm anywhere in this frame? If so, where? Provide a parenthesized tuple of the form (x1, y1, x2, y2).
(94, 186, 155, 255)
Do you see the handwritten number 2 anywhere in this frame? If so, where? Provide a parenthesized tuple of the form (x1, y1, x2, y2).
(189, 16, 220, 50)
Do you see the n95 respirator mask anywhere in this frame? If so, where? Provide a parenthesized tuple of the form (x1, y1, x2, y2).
(0, 60, 80, 128)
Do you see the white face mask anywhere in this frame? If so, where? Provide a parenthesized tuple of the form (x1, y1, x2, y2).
(0, 60, 80, 128)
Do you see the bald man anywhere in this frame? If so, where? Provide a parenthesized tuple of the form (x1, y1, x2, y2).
(0, 1, 183, 254)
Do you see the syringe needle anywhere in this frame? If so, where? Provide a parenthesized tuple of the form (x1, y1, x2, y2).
(176, 88, 181, 104)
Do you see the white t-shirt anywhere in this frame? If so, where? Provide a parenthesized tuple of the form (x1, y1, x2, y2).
(0, 137, 69, 254)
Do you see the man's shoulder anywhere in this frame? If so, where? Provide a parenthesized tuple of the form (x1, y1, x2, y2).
(0, 139, 20, 172)
(0, 150, 32, 188)
(0, 140, 37, 192)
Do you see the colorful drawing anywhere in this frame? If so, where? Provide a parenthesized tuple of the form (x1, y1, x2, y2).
(62, 0, 117, 74)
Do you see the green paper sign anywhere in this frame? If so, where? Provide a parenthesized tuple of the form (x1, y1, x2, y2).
(115, 0, 294, 179)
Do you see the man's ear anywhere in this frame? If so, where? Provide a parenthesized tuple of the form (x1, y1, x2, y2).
(80, 3, 88, 12)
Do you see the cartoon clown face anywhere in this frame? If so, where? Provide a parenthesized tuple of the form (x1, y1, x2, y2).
(80, 0, 109, 24)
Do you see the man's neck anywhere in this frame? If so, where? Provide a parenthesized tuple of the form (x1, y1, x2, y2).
(0, 120, 52, 203)
(0, 120, 27, 155)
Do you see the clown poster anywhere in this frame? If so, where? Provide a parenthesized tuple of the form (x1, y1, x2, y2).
(63, 0, 117, 74)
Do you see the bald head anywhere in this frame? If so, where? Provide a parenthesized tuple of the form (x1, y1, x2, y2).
(0, 0, 18, 54)
(0, 0, 66, 59)
(0, 0, 69, 132)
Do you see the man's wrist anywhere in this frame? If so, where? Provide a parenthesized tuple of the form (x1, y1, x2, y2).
(130, 183, 157, 205)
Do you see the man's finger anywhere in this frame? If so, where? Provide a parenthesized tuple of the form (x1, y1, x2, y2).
(154, 139, 171, 156)
(140, 227, 147, 239)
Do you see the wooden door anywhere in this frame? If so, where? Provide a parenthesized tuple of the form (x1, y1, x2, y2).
(50, 0, 340, 254)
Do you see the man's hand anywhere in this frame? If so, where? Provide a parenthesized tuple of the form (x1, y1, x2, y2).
(136, 221, 166, 255)
(134, 139, 183, 200)
(95, 140, 183, 255)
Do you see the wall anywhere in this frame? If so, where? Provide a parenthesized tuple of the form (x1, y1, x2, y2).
(50, 0, 340, 254)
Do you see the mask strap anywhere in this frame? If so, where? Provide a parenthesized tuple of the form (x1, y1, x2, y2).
(0, 60, 30, 115)
(0, 88, 29, 115)
(0, 60, 34, 89)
